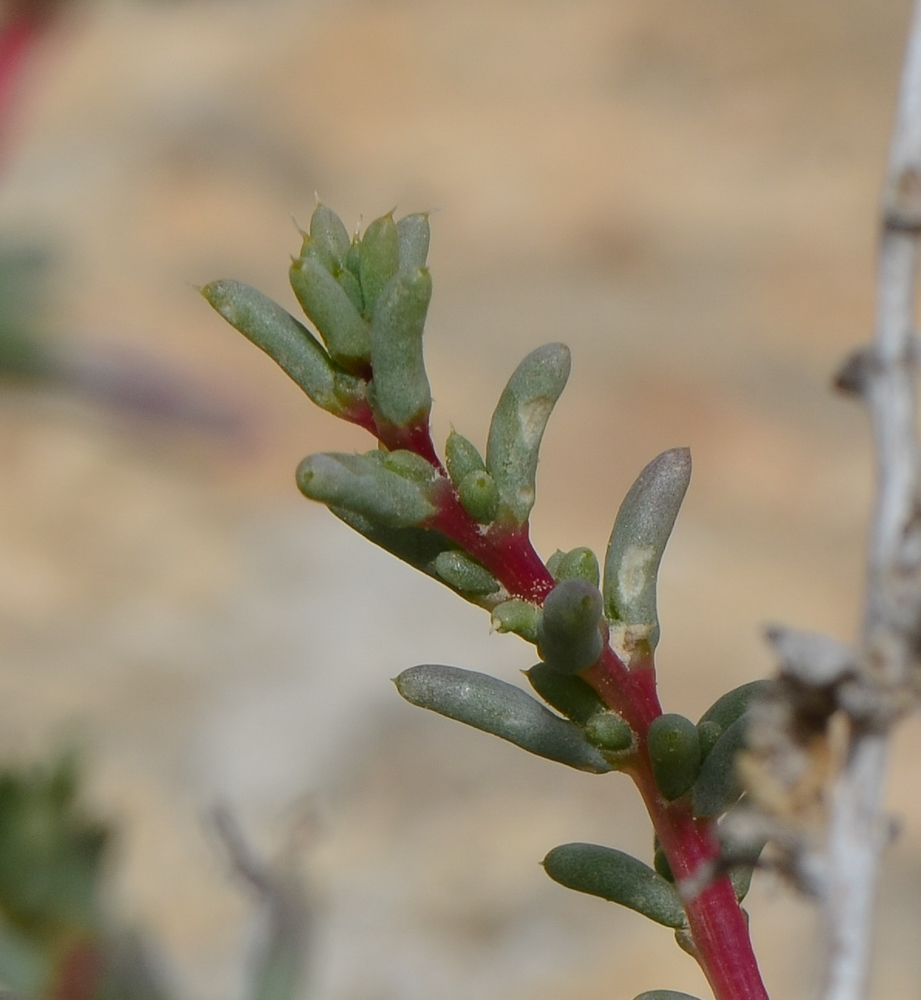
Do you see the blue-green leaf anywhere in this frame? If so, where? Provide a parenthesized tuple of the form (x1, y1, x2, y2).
(395, 665, 612, 773)
(542, 843, 687, 928)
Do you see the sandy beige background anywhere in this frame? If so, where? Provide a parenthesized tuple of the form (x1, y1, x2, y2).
(1, 0, 920, 997)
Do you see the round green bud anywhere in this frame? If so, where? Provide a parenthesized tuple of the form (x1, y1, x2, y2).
(584, 710, 633, 753)
(445, 431, 486, 485)
(458, 468, 500, 523)
(555, 547, 601, 587)
(647, 714, 701, 801)
(491, 600, 541, 643)
(537, 579, 605, 675)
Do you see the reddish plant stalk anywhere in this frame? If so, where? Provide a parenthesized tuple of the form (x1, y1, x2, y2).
(371, 418, 769, 1000)
(0, 6, 47, 156)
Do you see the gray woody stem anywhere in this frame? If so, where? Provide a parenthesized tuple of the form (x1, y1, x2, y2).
(823, 3, 921, 998)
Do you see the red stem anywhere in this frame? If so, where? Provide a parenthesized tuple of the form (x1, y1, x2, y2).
(0, 7, 46, 157)
(364, 416, 770, 1000)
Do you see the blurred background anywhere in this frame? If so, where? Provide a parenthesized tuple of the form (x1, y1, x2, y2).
(0, 0, 920, 997)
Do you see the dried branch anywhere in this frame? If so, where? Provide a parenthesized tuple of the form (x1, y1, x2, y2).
(820, 2, 921, 997)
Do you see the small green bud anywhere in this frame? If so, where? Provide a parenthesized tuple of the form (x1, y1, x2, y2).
(697, 680, 772, 758)
(445, 431, 486, 485)
(525, 662, 605, 724)
(395, 665, 613, 773)
(382, 449, 438, 483)
(729, 861, 756, 903)
(584, 710, 633, 753)
(289, 256, 371, 370)
(555, 547, 601, 586)
(458, 468, 500, 522)
(307, 204, 351, 272)
(537, 579, 605, 675)
(542, 843, 687, 929)
(492, 600, 541, 644)
(396, 212, 431, 269)
(369, 267, 433, 427)
(433, 551, 500, 596)
(692, 715, 748, 818)
(652, 839, 674, 883)
(546, 549, 566, 579)
(201, 280, 367, 418)
(647, 713, 701, 801)
(602, 449, 691, 652)
(486, 343, 571, 525)
(359, 213, 400, 315)
(345, 234, 362, 280)
(335, 266, 364, 312)
(296, 452, 435, 529)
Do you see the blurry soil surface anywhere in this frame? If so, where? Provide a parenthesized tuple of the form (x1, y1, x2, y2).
(1, 0, 921, 997)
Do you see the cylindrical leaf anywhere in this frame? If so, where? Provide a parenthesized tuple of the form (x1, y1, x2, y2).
(537, 579, 605, 675)
(359, 213, 400, 315)
(647, 713, 701, 801)
(332, 507, 455, 577)
(445, 431, 486, 485)
(395, 665, 613, 773)
(201, 280, 367, 418)
(697, 679, 772, 758)
(542, 843, 687, 928)
(397, 213, 431, 269)
(486, 343, 571, 525)
(289, 256, 371, 369)
(370, 268, 433, 427)
(602, 449, 691, 650)
(692, 715, 748, 818)
(296, 452, 435, 529)
(433, 551, 500, 596)
(309, 203, 351, 271)
(634, 992, 703, 1000)
(525, 663, 605, 724)
(458, 468, 500, 523)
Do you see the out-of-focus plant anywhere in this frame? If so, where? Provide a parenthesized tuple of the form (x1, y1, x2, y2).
(0, 753, 312, 1000)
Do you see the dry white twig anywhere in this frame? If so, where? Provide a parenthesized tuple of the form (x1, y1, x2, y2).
(821, 3, 921, 997)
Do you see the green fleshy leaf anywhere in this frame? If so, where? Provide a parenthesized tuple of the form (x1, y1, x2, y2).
(359, 213, 400, 315)
(486, 343, 571, 525)
(634, 992, 703, 1000)
(542, 843, 687, 928)
(296, 452, 435, 529)
(524, 663, 605, 724)
(332, 507, 455, 578)
(395, 665, 613, 773)
(396, 213, 431, 269)
(537, 579, 605, 675)
(647, 714, 701, 801)
(433, 551, 500, 596)
(697, 680, 773, 758)
(308, 204, 351, 271)
(289, 256, 371, 370)
(692, 715, 748, 818)
(445, 431, 486, 485)
(602, 449, 691, 652)
(369, 268, 433, 427)
(201, 280, 367, 417)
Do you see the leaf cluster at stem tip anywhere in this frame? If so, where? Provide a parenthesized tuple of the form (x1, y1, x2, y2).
(204, 204, 773, 1000)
